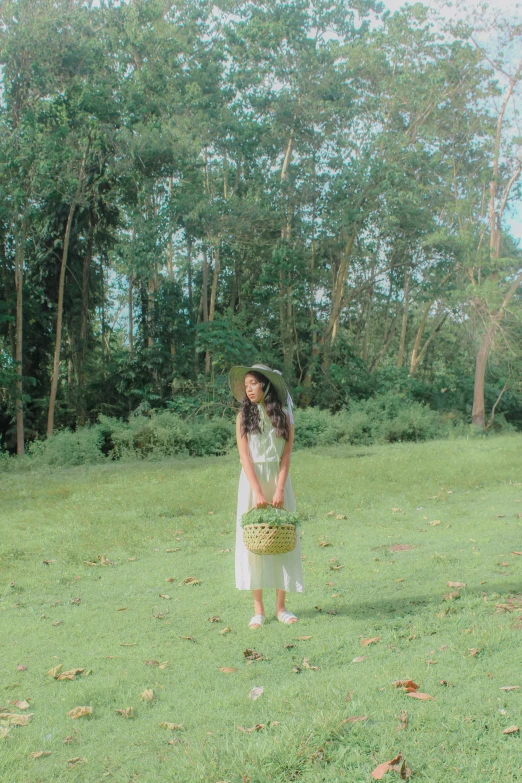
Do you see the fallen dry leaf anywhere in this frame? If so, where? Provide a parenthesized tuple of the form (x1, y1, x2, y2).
(391, 508, 402, 513)
(244, 648, 263, 661)
(372, 752, 411, 780)
(165, 548, 181, 553)
(219, 627, 232, 635)
(165, 577, 175, 583)
(144, 660, 160, 667)
(397, 711, 408, 730)
(468, 648, 481, 657)
(55, 668, 85, 681)
(325, 581, 334, 586)
(429, 520, 441, 526)
(361, 637, 380, 647)
(29, 751, 51, 759)
(330, 564, 344, 570)
(319, 541, 332, 547)
(352, 656, 367, 663)
(500, 686, 520, 691)
(339, 716, 368, 725)
(16, 664, 27, 671)
(70, 597, 81, 605)
(115, 708, 134, 718)
(248, 686, 264, 700)
(389, 544, 414, 552)
(167, 738, 180, 745)
(237, 724, 265, 733)
(443, 591, 460, 601)
(327, 511, 335, 516)
(67, 757, 86, 768)
(293, 665, 301, 673)
(346, 691, 354, 702)
(180, 635, 195, 642)
(336, 514, 347, 520)
(208, 616, 221, 622)
(159, 594, 171, 600)
(159, 661, 168, 669)
(62, 734, 78, 744)
(503, 726, 519, 734)
(0, 712, 34, 726)
(296, 636, 312, 641)
(98, 554, 112, 566)
(66, 706, 92, 719)
(512, 551, 522, 556)
(181, 577, 201, 585)
(140, 689, 154, 701)
(219, 667, 237, 673)
(83, 561, 97, 566)
(159, 722, 183, 730)
(447, 581, 466, 588)
(407, 692, 434, 700)
(393, 680, 419, 692)
(43, 559, 56, 565)
(14, 700, 30, 710)
(302, 658, 319, 671)
(0, 727, 11, 739)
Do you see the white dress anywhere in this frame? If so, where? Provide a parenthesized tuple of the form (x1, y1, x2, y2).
(235, 404, 304, 592)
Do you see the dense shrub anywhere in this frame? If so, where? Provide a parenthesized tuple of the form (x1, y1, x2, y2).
(293, 392, 481, 449)
(27, 426, 106, 466)
(1, 393, 509, 470)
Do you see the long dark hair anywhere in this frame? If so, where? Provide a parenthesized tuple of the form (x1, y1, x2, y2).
(240, 371, 290, 440)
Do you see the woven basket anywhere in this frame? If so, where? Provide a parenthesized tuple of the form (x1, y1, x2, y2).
(242, 507, 297, 555)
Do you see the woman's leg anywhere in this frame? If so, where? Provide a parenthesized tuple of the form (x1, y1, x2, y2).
(276, 589, 298, 622)
(251, 589, 264, 627)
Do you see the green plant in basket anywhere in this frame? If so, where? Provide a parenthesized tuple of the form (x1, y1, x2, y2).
(241, 506, 300, 528)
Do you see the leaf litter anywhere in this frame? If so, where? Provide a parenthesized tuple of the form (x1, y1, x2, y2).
(66, 706, 92, 719)
(372, 752, 411, 780)
(248, 686, 264, 700)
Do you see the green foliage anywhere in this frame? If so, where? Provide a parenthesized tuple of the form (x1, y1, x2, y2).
(293, 392, 485, 449)
(5, 393, 513, 469)
(27, 425, 105, 466)
(240, 506, 300, 528)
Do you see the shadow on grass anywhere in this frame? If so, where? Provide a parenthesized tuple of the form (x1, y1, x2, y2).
(297, 581, 522, 621)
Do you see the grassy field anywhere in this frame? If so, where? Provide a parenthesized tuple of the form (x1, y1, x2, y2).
(1, 435, 522, 782)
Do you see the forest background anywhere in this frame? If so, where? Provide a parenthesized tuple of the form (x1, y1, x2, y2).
(1, 0, 522, 460)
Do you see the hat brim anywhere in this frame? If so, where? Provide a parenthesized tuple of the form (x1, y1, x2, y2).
(229, 365, 288, 405)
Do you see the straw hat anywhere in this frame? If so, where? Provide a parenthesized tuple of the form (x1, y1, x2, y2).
(229, 364, 289, 405)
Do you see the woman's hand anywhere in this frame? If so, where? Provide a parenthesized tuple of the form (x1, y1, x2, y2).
(254, 492, 268, 508)
(272, 489, 285, 508)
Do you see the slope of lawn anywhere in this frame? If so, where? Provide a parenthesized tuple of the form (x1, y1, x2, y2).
(1, 435, 522, 782)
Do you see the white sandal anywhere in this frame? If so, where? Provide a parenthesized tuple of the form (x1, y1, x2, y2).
(277, 610, 298, 624)
(249, 614, 265, 629)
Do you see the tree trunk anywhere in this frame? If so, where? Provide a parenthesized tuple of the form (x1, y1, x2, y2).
(128, 275, 134, 356)
(396, 271, 410, 368)
(15, 220, 26, 455)
(47, 199, 77, 437)
(187, 236, 193, 322)
(77, 222, 93, 423)
(472, 271, 522, 427)
(320, 233, 357, 376)
(301, 172, 317, 406)
(205, 244, 220, 375)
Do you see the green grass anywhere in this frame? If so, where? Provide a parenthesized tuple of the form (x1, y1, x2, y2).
(1, 435, 522, 782)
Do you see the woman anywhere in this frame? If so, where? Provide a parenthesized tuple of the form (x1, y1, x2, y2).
(229, 364, 304, 628)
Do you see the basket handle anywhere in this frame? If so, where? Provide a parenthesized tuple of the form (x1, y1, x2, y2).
(246, 503, 289, 514)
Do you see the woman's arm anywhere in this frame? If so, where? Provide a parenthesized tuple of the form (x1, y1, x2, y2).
(272, 415, 294, 508)
(236, 414, 268, 508)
